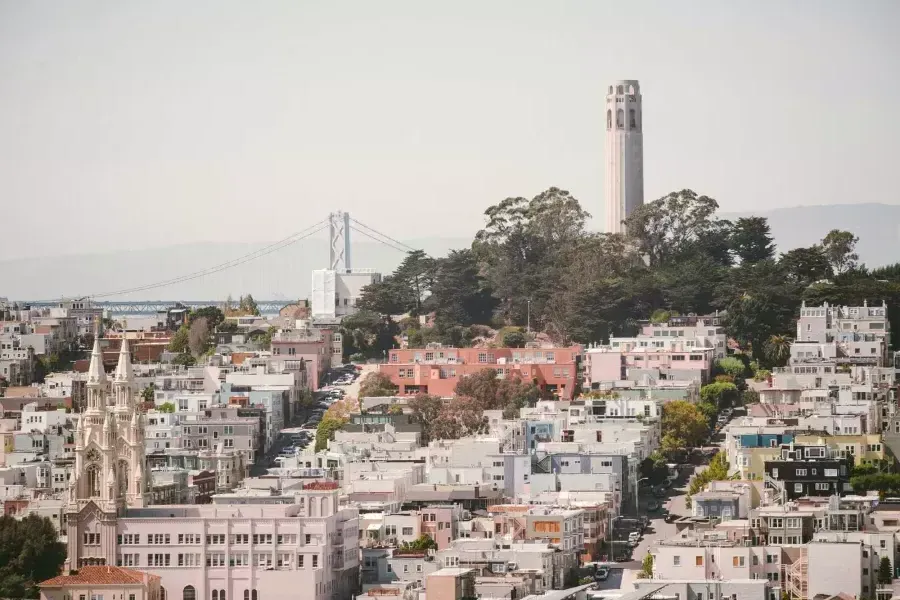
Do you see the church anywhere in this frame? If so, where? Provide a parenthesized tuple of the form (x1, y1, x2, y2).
(65, 336, 148, 568)
(63, 336, 360, 600)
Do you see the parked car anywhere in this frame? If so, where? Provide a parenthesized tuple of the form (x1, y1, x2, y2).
(594, 566, 610, 581)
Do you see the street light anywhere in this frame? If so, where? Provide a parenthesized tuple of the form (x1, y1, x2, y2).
(608, 514, 623, 562)
(635, 477, 649, 514)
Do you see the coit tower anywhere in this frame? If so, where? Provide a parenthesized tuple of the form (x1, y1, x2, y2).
(604, 80, 644, 234)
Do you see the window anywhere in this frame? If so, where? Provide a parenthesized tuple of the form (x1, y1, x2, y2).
(695, 556, 703, 566)
(786, 518, 800, 528)
(312, 555, 319, 568)
(770, 518, 783, 528)
(795, 469, 807, 476)
(733, 556, 744, 567)
(815, 483, 830, 491)
(402, 527, 414, 536)
(616, 109, 624, 129)
(298, 555, 304, 568)
(673, 555, 681, 566)
(794, 483, 803, 493)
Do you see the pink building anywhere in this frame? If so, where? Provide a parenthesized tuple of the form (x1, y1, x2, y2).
(380, 346, 581, 399)
(419, 505, 460, 550)
(271, 329, 334, 390)
(584, 340, 714, 388)
(64, 338, 360, 600)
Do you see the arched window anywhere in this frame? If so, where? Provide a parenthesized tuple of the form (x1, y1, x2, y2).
(628, 84, 635, 95)
(320, 497, 329, 517)
(183, 587, 196, 600)
(252, 591, 258, 600)
(629, 109, 636, 129)
(608, 85, 613, 94)
(616, 85, 624, 94)
(161, 589, 167, 600)
(616, 109, 624, 129)
(212, 591, 218, 600)
(220, 590, 225, 600)
(244, 591, 249, 600)
(309, 498, 317, 517)
(86, 464, 100, 497)
(606, 110, 612, 129)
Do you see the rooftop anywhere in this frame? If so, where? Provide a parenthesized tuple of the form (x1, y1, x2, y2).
(41, 566, 159, 587)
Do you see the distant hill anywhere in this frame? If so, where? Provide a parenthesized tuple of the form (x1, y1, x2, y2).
(2, 204, 898, 301)
(0, 235, 473, 302)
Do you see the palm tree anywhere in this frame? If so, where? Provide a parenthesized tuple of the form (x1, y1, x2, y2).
(765, 334, 792, 367)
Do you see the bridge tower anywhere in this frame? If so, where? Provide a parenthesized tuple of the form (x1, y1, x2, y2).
(328, 211, 352, 272)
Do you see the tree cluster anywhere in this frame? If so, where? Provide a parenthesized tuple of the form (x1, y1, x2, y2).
(406, 369, 542, 442)
(685, 452, 730, 508)
(353, 187, 895, 365)
(0, 515, 66, 598)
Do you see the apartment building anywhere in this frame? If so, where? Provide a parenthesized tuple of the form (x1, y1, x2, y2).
(796, 301, 890, 367)
(764, 443, 852, 501)
(381, 345, 580, 399)
(68, 487, 360, 600)
(270, 328, 333, 389)
(584, 341, 714, 388)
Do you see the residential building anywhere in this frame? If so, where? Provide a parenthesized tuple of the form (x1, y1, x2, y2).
(763, 443, 852, 501)
(39, 565, 162, 600)
(381, 345, 581, 400)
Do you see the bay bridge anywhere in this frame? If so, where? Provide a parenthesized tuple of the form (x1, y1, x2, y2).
(20, 212, 417, 316)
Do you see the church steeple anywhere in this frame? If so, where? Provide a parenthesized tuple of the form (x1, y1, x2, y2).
(85, 336, 107, 415)
(113, 338, 135, 416)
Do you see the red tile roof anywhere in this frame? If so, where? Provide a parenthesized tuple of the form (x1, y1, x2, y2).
(41, 566, 159, 587)
(305, 481, 339, 490)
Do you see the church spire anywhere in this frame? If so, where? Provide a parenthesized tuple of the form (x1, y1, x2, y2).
(86, 336, 106, 386)
(114, 337, 133, 382)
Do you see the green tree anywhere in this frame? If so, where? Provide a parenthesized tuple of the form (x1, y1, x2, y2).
(192, 306, 225, 331)
(878, 556, 893, 585)
(822, 229, 860, 275)
(171, 352, 196, 367)
(168, 325, 190, 353)
(407, 394, 445, 443)
(474, 187, 589, 327)
(639, 553, 654, 579)
(715, 357, 747, 379)
(140, 383, 156, 403)
(686, 452, 730, 508)
(640, 451, 670, 486)
(501, 328, 527, 348)
(730, 217, 775, 264)
(765, 334, 793, 367)
(700, 382, 739, 409)
(239, 294, 261, 316)
(430, 249, 496, 329)
(399, 534, 438, 552)
(315, 412, 349, 451)
(779, 246, 832, 285)
(158, 401, 176, 413)
(358, 371, 398, 398)
(624, 189, 727, 268)
(661, 400, 709, 452)
(0, 514, 66, 598)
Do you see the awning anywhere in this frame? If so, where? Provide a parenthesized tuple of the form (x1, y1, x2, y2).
(366, 524, 381, 531)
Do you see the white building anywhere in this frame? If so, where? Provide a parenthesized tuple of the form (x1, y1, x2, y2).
(604, 79, 644, 234)
(311, 269, 382, 319)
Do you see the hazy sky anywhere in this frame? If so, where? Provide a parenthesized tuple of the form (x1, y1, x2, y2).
(1, 0, 898, 260)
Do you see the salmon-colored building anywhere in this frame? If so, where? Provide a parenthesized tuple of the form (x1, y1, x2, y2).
(379, 346, 581, 399)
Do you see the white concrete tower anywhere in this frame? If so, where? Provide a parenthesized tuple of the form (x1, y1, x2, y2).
(604, 80, 644, 234)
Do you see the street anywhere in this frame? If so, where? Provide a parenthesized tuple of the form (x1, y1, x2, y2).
(615, 477, 691, 587)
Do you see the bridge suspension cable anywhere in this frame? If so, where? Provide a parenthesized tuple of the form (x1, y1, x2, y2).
(79, 219, 329, 299)
(350, 218, 423, 255)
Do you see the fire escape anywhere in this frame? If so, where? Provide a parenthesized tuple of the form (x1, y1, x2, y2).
(786, 546, 808, 600)
(764, 473, 785, 505)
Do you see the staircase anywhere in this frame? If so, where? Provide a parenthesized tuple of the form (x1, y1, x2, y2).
(764, 473, 785, 505)
(787, 547, 808, 600)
